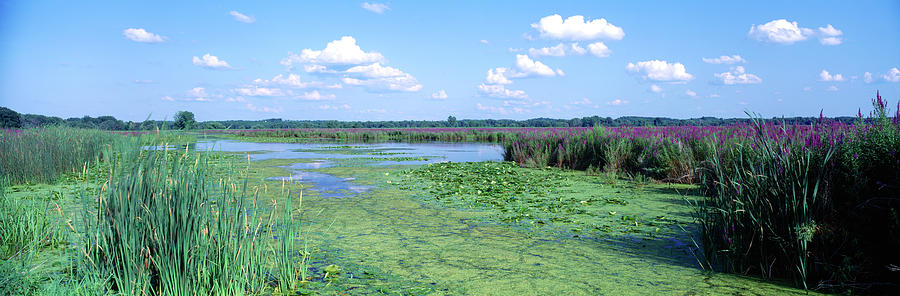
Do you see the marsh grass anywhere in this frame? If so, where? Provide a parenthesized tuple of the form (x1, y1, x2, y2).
(0, 126, 121, 185)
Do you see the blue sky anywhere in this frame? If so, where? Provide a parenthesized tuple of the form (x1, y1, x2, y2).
(1, 0, 898, 122)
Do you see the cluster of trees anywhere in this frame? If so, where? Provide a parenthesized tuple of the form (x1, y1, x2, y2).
(0, 106, 859, 130)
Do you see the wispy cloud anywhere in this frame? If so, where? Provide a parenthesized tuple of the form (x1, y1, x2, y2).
(229, 11, 255, 23)
(361, 2, 389, 14)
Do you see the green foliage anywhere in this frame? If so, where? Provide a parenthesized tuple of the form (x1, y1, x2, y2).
(0, 107, 23, 128)
(447, 115, 457, 127)
(173, 111, 196, 130)
(81, 146, 275, 295)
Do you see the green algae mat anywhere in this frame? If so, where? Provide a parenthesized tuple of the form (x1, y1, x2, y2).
(4, 146, 819, 295)
(255, 156, 817, 295)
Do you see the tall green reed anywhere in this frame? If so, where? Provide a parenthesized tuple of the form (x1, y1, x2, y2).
(79, 137, 298, 295)
(0, 126, 120, 185)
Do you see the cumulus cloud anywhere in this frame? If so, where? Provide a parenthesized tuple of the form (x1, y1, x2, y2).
(883, 68, 900, 82)
(123, 28, 164, 43)
(685, 89, 697, 97)
(346, 63, 406, 78)
(528, 43, 586, 57)
(714, 66, 762, 85)
(607, 99, 628, 106)
(182, 87, 217, 102)
(229, 11, 255, 23)
(626, 60, 694, 82)
(192, 54, 232, 70)
(361, 2, 389, 14)
(480, 39, 489, 44)
(431, 90, 448, 99)
(281, 37, 421, 92)
(531, 14, 625, 41)
(486, 68, 513, 85)
(295, 90, 335, 100)
(748, 19, 813, 44)
(478, 84, 527, 99)
(702, 55, 746, 64)
(254, 73, 321, 88)
(514, 54, 558, 77)
(817, 24, 843, 45)
(587, 42, 611, 58)
(281, 36, 384, 67)
(749, 19, 843, 46)
(818, 69, 845, 82)
(234, 87, 285, 97)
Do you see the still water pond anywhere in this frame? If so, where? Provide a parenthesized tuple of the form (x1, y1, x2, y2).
(194, 140, 503, 198)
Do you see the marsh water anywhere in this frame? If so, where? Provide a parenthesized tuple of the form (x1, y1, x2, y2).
(196, 139, 810, 295)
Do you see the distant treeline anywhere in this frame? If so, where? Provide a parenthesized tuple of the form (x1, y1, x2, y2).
(0, 106, 859, 130)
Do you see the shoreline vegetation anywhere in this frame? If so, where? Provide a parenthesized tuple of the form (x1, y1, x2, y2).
(1, 92, 898, 294)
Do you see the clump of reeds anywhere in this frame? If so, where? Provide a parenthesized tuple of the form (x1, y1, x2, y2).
(79, 138, 303, 295)
(0, 126, 121, 185)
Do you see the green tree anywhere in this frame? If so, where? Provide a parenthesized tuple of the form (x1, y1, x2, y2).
(0, 107, 23, 128)
(447, 115, 457, 127)
(173, 111, 196, 130)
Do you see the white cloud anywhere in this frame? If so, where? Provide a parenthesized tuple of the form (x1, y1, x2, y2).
(607, 99, 628, 105)
(748, 19, 813, 44)
(359, 108, 387, 114)
(817, 24, 843, 45)
(709, 94, 721, 98)
(486, 68, 513, 85)
(187, 87, 208, 98)
(123, 28, 164, 43)
(342, 74, 422, 92)
(514, 54, 558, 77)
(226, 97, 246, 102)
(587, 42, 611, 58)
(864, 72, 873, 83)
(478, 84, 527, 99)
(818, 69, 845, 82)
(803, 86, 813, 91)
(650, 84, 662, 93)
(234, 87, 285, 97)
(281, 36, 384, 67)
(714, 66, 762, 85)
(431, 90, 448, 99)
(246, 103, 282, 113)
(476, 103, 509, 114)
(161, 96, 175, 101)
(295, 90, 335, 100)
(346, 63, 406, 78)
(254, 74, 320, 88)
(531, 14, 625, 41)
(361, 2, 389, 14)
(749, 20, 843, 46)
(626, 60, 694, 82)
(827, 85, 839, 91)
(685, 89, 697, 97)
(528, 43, 586, 57)
(318, 104, 351, 110)
(480, 39, 489, 44)
(229, 11, 255, 23)
(702, 55, 746, 64)
(326, 83, 343, 89)
(192, 54, 232, 70)
(883, 68, 900, 82)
